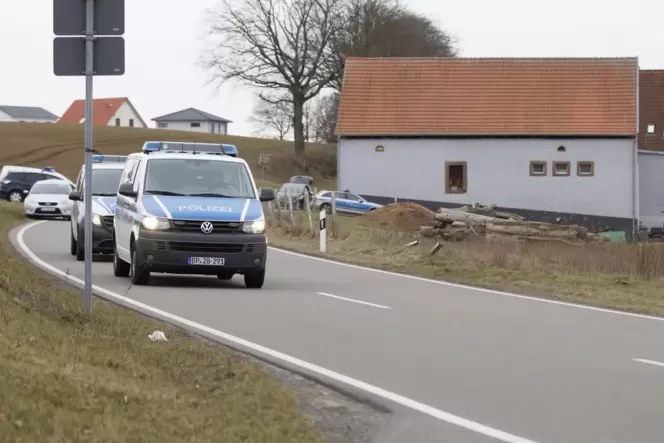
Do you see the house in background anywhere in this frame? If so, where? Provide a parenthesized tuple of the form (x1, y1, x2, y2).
(0, 105, 59, 123)
(335, 56, 639, 235)
(152, 108, 232, 134)
(638, 70, 664, 230)
(57, 97, 147, 128)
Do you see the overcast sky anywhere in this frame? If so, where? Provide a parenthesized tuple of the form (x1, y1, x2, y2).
(1, 0, 661, 137)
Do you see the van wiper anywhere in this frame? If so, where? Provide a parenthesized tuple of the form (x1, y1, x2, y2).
(145, 190, 186, 196)
(188, 193, 235, 198)
(93, 193, 117, 196)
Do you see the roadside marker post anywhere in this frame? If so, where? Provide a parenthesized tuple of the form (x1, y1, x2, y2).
(320, 210, 326, 253)
(53, 0, 125, 313)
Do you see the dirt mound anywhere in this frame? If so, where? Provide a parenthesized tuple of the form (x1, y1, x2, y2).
(364, 202, 435, 231)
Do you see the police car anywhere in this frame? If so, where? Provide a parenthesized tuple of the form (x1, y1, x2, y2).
(68, 155, 127, 261)
(112, 141, 275, 288)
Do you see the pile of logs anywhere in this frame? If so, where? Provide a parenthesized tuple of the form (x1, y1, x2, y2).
(420, 203, 608, 244)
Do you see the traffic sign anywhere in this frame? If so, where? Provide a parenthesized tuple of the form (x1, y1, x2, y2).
(53, 0, 124, 35)
(53, 37, 125, 76)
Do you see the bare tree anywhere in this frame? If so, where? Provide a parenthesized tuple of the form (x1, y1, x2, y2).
(249, 93, 293, 140)
(201, 0, 346, 166)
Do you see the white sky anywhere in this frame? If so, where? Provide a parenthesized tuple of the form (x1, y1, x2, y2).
(1, 0, 661, 137)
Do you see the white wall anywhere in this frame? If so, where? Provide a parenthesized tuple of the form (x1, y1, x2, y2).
(638, 151, 664, 229)
(155, 120, 228, 134)
(108, 102, 146, 128)
(339, 138, 635, 219)
(0, 110, 56, 123)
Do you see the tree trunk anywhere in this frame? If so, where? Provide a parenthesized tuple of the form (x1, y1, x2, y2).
(292, 94, 306, 167)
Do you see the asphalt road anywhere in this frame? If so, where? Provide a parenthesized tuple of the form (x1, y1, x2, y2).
(14, 219, 664, 443)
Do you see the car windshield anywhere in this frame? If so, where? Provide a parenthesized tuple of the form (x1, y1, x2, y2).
(85, 168, 124, 196)
(30, 182, 71, 194)
(144, 158, 256, 198)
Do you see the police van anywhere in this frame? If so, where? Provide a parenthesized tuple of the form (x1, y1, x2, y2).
(69, 155, 128, 260)
(112, 141, 275, 288)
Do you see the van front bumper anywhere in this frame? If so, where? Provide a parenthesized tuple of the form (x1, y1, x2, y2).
(135, 231, 267, 275)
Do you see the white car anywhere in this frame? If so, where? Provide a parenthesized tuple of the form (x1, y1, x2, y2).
(24, 179, 74, 219)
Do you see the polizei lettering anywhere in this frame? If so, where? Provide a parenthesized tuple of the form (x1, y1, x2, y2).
(178, 205, 232, 212)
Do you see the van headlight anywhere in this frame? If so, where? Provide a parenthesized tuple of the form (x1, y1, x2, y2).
(92, 214, 103, 226)
(141, 216, 170, 230)
(242, 219, 265, 234)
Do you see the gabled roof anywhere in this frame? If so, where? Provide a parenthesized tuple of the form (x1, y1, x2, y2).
(152, 107, 232, 123)
(336, 57, 638, 137)
(57, 97, 147, 127)
(0, 105, 58, 120)
(639, 70, 664, 150)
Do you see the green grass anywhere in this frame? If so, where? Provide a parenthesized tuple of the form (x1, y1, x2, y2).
(266, 210, 664, 318)
(0, 202, 324, 443)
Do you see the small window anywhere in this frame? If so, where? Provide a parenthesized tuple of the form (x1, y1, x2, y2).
(445, 162, 467, 194)
(190, 122, 201, 128)
(321, 192, 332, 198)
(557, 145, 566, 152)
(529, 161, 547, 176)
(115, 118, 120, 126)
(552, 161, 571, 176)
(157, 122, 168, 128)
(647, 124, 655, 134)
(577, 161, 594, 176)
(129, 118, 134, 127)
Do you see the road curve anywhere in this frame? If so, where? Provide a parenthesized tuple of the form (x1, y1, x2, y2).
(12, 219, 664, 443)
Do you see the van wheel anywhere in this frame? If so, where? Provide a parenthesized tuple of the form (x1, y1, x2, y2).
(113, 241, 130, 277)
(8, 190, 24, 203)
(75, 228, 85, 261)
(320, 203, 331, 213)
(130, 245, 150, 285)
(70, 229, 77, 256)
(244, 270, 265, 288)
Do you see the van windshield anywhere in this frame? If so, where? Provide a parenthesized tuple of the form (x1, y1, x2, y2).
(144, 159, 256, 199)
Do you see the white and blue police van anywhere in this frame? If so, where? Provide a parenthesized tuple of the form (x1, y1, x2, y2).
(69, 155, 128, 261)
(112, 141, 275, 288)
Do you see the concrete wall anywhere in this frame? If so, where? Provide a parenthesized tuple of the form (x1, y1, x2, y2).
(108, 102, 146, 128)
(338, 137, 636, 221)
(638, 150, 664, 230)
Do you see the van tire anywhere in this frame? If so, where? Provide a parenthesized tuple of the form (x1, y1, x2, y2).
(113, 241, 130, 277)
(130, 245, 150, 285)
(70, 229, 77, 256)
(244, 270, 265, 288)
(75, 227, 85, 261)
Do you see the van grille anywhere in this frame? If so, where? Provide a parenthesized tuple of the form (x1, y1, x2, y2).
(170, 219, 243, 233)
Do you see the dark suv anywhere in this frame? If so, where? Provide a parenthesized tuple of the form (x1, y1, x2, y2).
(0, 171, 68, 202)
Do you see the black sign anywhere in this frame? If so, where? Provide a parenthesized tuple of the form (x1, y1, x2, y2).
(320, 218, 326, 231)
(53, 0, 125, 36)
(53, 37, 125, 76)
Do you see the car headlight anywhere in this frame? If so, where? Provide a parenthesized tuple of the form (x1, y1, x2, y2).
(92, 214, 103, 226)
(242, 219, 265, 234)
(141, 216, 170, 230)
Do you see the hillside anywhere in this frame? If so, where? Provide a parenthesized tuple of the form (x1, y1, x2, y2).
(0, 122, 337, 188)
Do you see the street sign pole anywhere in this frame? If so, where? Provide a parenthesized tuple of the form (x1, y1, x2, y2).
(83, 0, 94, 313)
(53, 0, 124, 313)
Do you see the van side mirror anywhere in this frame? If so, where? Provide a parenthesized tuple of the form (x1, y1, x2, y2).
(69, 191, 82, 201)
(118, 182, 137, 198)
(259, 187, 275, 202)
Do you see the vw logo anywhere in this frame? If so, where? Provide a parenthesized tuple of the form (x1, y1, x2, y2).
(200, 221, 214, 234)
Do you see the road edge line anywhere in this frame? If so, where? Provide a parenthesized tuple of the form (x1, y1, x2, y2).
(11, 220, 540, 443)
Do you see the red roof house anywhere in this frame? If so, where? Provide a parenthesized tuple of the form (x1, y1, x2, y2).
(57, 97, 147, 128)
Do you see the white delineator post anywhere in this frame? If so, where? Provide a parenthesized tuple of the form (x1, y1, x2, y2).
(319, 209, 326, 253)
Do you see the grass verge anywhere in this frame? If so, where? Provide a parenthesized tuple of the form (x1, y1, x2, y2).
(266, 209, 664, 318)
(0, 202, 324, 443)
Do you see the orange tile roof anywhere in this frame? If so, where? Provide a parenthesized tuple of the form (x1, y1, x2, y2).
(57, 97, 128, 125)
(336, 57, 638, 136)
(638, 70, 664, 150)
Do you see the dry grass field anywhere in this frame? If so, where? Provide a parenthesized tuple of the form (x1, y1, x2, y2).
(0, 202, 323, 443)
(266, 206, 664, 318)
(0, 122, 336, 188)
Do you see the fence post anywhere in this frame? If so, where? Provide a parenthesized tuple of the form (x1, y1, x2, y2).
(331, 191, 337, 238)
(287, 188, 294, 234)
(320, 209, 326, 253)
(304, 190, 313, 235)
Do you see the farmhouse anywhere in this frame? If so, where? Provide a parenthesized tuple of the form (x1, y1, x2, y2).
(57, 97, 147, 128)
(152, 107, 232, 134)
(638, 70, 664, 230)
(335, 57, 639, 234)
(0, 105, 58, 123)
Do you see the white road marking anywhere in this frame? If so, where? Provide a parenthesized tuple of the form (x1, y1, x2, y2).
(270, 247, 664, 323)
(16, 220, 539, 443)
(316, 292, 390, 309)
(633, 358, 664, 368)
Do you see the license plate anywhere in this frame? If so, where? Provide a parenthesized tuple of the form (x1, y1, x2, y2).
(40, 207, 56, 212)
(188, 256, 225, 265)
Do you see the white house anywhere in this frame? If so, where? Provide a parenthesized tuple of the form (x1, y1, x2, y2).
(335, 57, 639, 235)
(152, 108, 232, 134)
(57, 97, 147, 128)
(0, 105, 58, 123)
